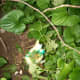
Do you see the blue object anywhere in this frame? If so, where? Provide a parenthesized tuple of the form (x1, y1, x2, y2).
(40, 50, 45, 55)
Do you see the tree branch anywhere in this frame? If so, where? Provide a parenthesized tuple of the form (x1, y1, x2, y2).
(43, 4, 80, 13)
(11, 0, 80, 54)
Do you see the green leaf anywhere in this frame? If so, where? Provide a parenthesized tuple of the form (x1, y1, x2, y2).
(69, 67, 80, 80)
(28, 21, 49, 40)
(45, 55, 57, 71)
(73, 52, 80, 66)
(28, 30, 41, 40)
(69, 8, 80, 16)
(63, 27, 74, 43)
(22, 75, 30, 80)
(22, 7, 35, 24)
(0, 10, 26, 34)
(36, 0, 50, 9)
(51, 8, 80, 26)
(29, 21, 49, 31)
(72, 25, 80, 42)
(0, 57, 7, 67)
(71, 0, 80, 5)
(3, 72, 11, 79)
(3, 64, 17, 73)
(56, 61, 74, 80)
(29, 21, 42, 31)
(52, 0, 65, 6)
(63, 25, 80, 43)
(57, 58, 65, 69)
(0, 77, 7, 80)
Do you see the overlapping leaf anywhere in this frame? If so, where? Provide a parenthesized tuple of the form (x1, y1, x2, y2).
(28, 21, 49, 40)
(0, 10, 26, 34)
(36, 0, 50, 9)
(0, 57, 7, 67)
(56, 61, 74, 80)
(52, 8, 80, 26)
(63, 25, 80, 43)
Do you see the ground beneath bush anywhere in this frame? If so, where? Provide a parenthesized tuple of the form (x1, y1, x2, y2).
(0, 30, 35, 80)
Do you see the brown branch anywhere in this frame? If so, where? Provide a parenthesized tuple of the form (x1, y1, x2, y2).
(0, 37, 7, 53)
(43, 4, 80, 13)
(11, 0, 80, 54)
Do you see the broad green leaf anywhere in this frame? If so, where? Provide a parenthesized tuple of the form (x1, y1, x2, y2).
(56, 61, 74, 80)
(52, 8, 80, 26)
(52, 0, 65, 6)
(28, 30, 41, 40)
(69, 67, 80, 80)
(22, 75, 30, 80)
(29, 21, 42, 31)
(0, 57, 7, 67)
(63, 27, 74, 43)
(36, 0, 50, 9)
(0, 10, 26, 34)
(72, 25, 80, 42)
(57, 58, 65, 69)
(63, 25, 80, 43)
(73, 52, 80, 66)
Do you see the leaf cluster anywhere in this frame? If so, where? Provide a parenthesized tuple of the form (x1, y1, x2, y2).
(0, 0, 80, 80)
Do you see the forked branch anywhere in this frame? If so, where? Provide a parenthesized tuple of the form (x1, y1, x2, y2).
(11, 0, 80, 54)
(43, 4, 80, 13)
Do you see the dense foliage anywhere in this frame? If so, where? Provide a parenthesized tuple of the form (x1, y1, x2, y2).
(0, 0, 80, 80)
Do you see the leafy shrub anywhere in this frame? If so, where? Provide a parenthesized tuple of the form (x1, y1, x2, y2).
(0, 0, 80, 80)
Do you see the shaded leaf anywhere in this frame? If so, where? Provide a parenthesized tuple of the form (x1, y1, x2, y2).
(56, 61, 74, 80)
(69, 67, 80, 80)
(3, 72, 11, 79)
(0, 57, 7, 67)
(3, 64, 17, 73)
(73, 52, 80, 66)
(22, 75, 30, 80)
(71, 0, 80, 5)
(63, 27, 74, 43)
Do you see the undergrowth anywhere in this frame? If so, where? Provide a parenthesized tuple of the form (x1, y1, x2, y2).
(0, 0, 80, 80)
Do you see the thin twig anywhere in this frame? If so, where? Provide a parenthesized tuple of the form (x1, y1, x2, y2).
(43, 4, 80, 13)
(0, 37, 7, 53)
(11, 0, 80, 54)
